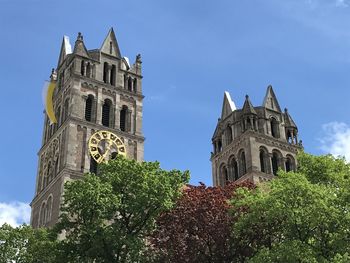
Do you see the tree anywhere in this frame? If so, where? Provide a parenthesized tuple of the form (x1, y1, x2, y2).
(55, 155, 189, 263)
(231, 152, 350, 263)
(0, 223, 57, 263)
(149, 182, 254, 263)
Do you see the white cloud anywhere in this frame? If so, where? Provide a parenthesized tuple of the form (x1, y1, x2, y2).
(335, 0, 349, 7)
(305, 0, 349, 7)
(0, 202, 30, 227)
(320, 122, 350, 161)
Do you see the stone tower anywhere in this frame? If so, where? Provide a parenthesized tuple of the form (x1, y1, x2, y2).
(211, 86, 301, 186)
(30, 29, 145, 228)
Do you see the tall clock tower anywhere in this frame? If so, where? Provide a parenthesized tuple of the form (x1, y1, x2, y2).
(30, 29, 145, 228)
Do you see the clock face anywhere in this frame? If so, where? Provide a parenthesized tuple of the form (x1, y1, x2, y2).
(88, 130, 126, 164)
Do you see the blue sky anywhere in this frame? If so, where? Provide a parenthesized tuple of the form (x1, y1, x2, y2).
(1, 0, 350, 225)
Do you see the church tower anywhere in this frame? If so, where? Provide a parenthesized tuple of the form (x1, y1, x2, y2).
(211, 86, 301, 186)
(30, 29, 145, 228)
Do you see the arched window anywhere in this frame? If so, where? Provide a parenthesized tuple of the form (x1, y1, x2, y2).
(120, 105, 128, 132)
(90, 157, 98, 174)
(128, 77, 132, 91)
(270, 118, 279, 138)
(103, 62, 108, 83)
(240, 150, 247, 176)
(47, 161, 52, 184)
(229, 157, 239, 181)
(285, 155, 296, 172)
(260, 150, 266, 173)
(223, 166, 228, 184)
(110, 65, 116, 86)
(217, 140, 222, 152)
(271, 150, 283, 175)
(39, 202, 46, 227)
(259, 147, 270, 174)
(81, 60, 85, 76)
(47, 196, 53, 223)
(271, 153, 279, 175)
(220, 164, 228, 186)
(85, 95, 94, 122)
(102, 99, 112, 127)
(133, 78, 137, 92)
(226, 126, 233, 145)
(247, 118, 252, 130)
(86, 62, 91, 78)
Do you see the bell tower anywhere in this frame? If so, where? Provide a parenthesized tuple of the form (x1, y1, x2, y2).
(30, 29, 145, 228)
(211, 86, 301, 186)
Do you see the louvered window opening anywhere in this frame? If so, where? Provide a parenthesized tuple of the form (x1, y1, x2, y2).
(85, 97, 93, 121)
(120, 107, 127, 131)
(102, 103, 110, 127)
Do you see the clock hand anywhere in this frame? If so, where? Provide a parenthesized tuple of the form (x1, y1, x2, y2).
(102, 140, 113, 162)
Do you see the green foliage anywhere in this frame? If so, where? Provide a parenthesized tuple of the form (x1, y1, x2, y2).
(0, 223, 57, 263)
(231, 152, 350, 263)
(55, 155, 189, 262)
(297, 152, 350, 185)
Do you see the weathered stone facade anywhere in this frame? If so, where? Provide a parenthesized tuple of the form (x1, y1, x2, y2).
(30, 29, 145, 228)
(211, 86, 302, 186)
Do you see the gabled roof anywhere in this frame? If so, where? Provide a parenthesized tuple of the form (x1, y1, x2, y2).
(284, 108, 297, 128)
(221, 91, 236, 119)
(242, 95, 257, 115)
(263, 85, 282, 112)
(73, 32, 90, 58)
(57, 36, 72, 67)
(100, 27, 121, 58)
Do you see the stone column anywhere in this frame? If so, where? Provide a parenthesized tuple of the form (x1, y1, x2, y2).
(114, 106, 120, 130)
(84, 128, 91, 173)
(231, 125, 235, 141)
(269, 153, 274, 175)
(282, 157, 287, 171)
(83, 61, 87, 76)
(96, 89, 102, 125)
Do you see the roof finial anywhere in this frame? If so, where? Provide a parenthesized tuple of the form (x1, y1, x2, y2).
(136, 54, 142, 63)
(50, 68, 57, 81)
(77, 32, 83, 41)
(245, 94, 249, 99)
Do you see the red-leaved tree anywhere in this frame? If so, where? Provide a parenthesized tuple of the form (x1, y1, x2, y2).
(149, 182, 254, 263)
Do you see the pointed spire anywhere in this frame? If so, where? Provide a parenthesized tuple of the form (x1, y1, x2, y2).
(284, 108, 297, 128)
(73, 32, 89, 57)
(263, 85, 282, 112)
(221, 91, 237, 119)
(242, 95, 257, 115)
(100, 27, 121, 57)
(57, 35, 72, 67)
